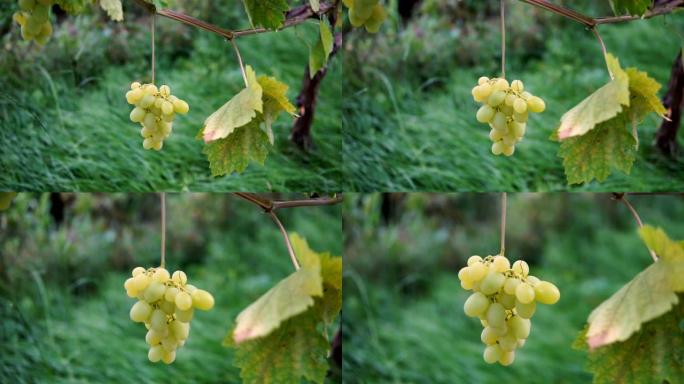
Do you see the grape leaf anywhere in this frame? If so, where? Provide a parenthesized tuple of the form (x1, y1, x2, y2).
(0, 192, 18, 211)
(54, 0, 90, 14)
(610, 0, 652, 16)
(625, 68, 666, 121)
(231, 307, 329, 384)
(258, 75, 296, 144)
(557, 54, 630, 140)
(585, 225, 684, 349)
(558, 116, 637, 185)
(575, 298, 684, 384)
(99, 0, 123, 21)
(203, 66, 263, 143)
(231, 234, 323, 344)
(242, 0, 289, 30)
(320, 20, 334, 57)
(316, 252, 343, 325)
(202, 122, 270, 176)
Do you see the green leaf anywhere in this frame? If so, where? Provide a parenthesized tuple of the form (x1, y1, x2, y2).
(0, 192, 17, 211)
(242, 0, 289, 30)
(54, 0, 90, 14)
(558, 116, 636, 185)
(577, 298, 684, 384)
(309, 38, 328, 78)
(202, 66, 263, 143)
(309, 0, 320, 12)
(230, 234, 323, 344)
(99, 0, 123, 21)
(557, 54, 630, 140)
(231, 308, 329, 384)
(320, 20, 334, 57)
(585, 225, 684, 349)
(202, 122, 270, 176)
(258, 75, 296, 144)
(610, 0, 652, 16)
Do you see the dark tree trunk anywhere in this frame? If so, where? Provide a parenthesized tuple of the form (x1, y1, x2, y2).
(655, 49, 683, 157)
(331, 327, 342, 368)
(50, 192, 65, 226)
(291, 32, 342, 150)
(398, 0, 421, 22)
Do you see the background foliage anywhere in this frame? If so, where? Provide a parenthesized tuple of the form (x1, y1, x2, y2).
(0, 193, 342, 383)
(343, 192, 684, 383)
(0, 1, 341, 191)
(342, 0, 684, 191)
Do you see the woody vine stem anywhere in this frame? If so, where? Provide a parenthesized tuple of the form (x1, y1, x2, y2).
(500, 0, 506, 78)
(160, 192, 166, 268)
(500, 192, 507, 256)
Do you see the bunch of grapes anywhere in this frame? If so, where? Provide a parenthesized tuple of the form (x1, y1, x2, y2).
(344, 0, 387, 33)
(124, 266, 215, 364)
(126, 82, 189, 151)
(458, 255, 559, 366)
(471, 77, 546, 156)
(13, 0, 54, 45)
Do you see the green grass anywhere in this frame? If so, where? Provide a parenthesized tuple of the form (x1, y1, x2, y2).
(342, 14, 684, 192)
(0, 193, 342, 383)
(342, 193, 684, 383)
(0, 18, 341, 192)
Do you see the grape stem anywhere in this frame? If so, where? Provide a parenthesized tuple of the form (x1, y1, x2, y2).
(500, 0, 506, 79)
(132, 0, 336, 41)
(269, 211, 300, 271)
(611, 193, 658, 262)
(500, 192, 507, 256)
(591, 27, 612, 80)
(160, 192, 166, 268)
(151, 14, 156, 84)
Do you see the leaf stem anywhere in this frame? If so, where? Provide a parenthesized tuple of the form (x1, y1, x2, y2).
(591, 26, 613, 80)
(501, 0, 506, 79)
(500, 192, 507, 256)
(230, 39, 249, 88)
(612, 193, 658, 262)
(269, 210, 300, 270)
(160, 192, 166, 268)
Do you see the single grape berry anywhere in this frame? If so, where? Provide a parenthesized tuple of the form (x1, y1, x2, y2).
(124, 266, 214, 364)
(457, 254, 559, 366)
(471, 77, 546, 156)
(125, 82, 189, 151)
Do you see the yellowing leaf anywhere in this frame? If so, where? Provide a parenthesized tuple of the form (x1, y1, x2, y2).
(258, 75, 296, 144)
(203, 66, 263, 143)
(585, 225, 684, 349)
(100, 0, 123, 21)
(625, 67, 667, 121)
(558, 115, 636, 185)
(316, 253, 343, 324)
(320, 20, 334, 57)
(557, 54, 630, 140)
(0, 192, 17, 211)
(203, 122, 270, 176)
(231, 234, 323, 344)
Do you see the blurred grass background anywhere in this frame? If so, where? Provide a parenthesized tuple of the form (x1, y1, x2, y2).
(0, 193, 342, 383)
(0, 1, 341, 192)
(342, 0, 684, 191)
(342, 193, 684, 383)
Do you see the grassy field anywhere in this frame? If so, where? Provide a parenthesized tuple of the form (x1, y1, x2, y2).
(342, 193, 684, 383)
(0, 4, 341, 192)
(0, 193, 342, 383)
(342, 3, 684, 191)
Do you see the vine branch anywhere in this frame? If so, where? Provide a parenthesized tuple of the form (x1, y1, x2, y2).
(133, 0, 335, 41)
(518, 0, 683, 26)
(160, 192, 166, 268)
(611, 193, 658, 262)
(500, 0, 506, 78)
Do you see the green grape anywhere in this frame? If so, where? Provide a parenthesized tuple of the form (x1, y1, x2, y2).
(490, 255, 510, 272)
(502, 143, 515, 157)
(467, 255, 483, 266)
(498, 333, 517, 351)
(150, 309, 167, 331)
(483, 344, 502, 364)
(364, 4, 387, 33)
(534, 281, 560, 304)
(491, 112, 507, 131)
(153, 267, 170, 282)
(465, 262, 488, 283)
(478, 76, 489, 85)
(464, 292, 490, 317)
(481, 327, 498, 345)
(498, 293, 516, 310)
(491, 141, 504, 156)
(489, 129, 504, 142)
(161, 350, 176, 364)
(148, 345, 164, 362)
(493, 78, 509, 90)
(130, 300, 152, 323)
(175, 307, 194, 323)
(354, 0, 379, 20)
(480, 271, 505, 295)
(527, 96, 546, 113)
(146, 329, 162, 346)
(488, 91, 506, 107)
(132, 266, 146, 276)
(160, 300, 175, 315)
(191, 289, 215, 311)
(499, 350, 515, 366)
(486, 303, 506, 328)
(476, 105, 495, 123)
(130, 107, 146, 123)
(510, 79, 524, 92)
(512, 260, 529, 276)
(513, 112, 528, 123)
(164, 286, 180, 302)
(526, 275, 541, 285)
(503, 277, 520, 295)
(161, 335, 177, 352)
(508, 315, 531, 339)
(515, 282, 535, 304)
(170, 320, 190, 340)
(504, 94, 516, 106)
(172, 99, 189, 115)
(513, 98, 528, 114)
(19, 0, 35, 11)
(140, 94, 155, 108)
(515, 299, 536, 319)
(510, 122, 526, 138)
(144, 281, 166, 302)
(175, 291, 193, 311)
(502, 135, 516, 147)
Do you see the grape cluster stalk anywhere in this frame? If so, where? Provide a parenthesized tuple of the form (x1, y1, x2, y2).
(458, 255, 559, 366)
(471, 77, 546, 156)
(126, 82, 189, 151)
(13, 0, 54, 45)
(125, 266, 214, 363)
